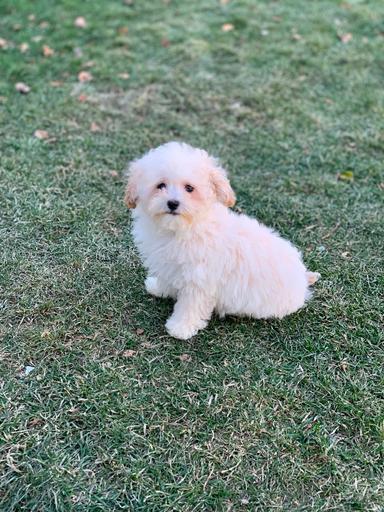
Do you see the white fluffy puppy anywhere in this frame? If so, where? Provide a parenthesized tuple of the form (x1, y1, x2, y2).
(125, 141, 320, 340)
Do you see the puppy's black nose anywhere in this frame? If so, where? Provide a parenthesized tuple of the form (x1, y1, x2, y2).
(167, 200, 180, 211)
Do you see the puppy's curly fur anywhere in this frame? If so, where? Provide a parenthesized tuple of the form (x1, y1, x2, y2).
(125, 142, 320, 340)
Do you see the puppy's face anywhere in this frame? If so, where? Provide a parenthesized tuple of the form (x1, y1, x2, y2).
(125, 142, 235, 231)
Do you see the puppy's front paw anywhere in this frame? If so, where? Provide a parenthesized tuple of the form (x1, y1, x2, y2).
(165, 318, 205, 340)
(145, 276, 162, 297)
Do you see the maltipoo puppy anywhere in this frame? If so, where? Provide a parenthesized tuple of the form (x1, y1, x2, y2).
(125, 142, 320, 340)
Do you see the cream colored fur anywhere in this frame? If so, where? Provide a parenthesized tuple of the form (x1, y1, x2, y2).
(125, 141, 320, 340)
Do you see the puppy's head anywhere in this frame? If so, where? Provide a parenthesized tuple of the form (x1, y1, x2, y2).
(125, 141, 235, 230)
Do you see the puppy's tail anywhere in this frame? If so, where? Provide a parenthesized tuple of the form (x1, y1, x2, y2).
(306, 271, 321, 286)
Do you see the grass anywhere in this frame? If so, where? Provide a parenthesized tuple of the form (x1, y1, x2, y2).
(0, 0, 383, 510)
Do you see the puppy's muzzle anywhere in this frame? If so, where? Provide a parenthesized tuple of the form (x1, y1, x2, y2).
(167, 200, 180, 214)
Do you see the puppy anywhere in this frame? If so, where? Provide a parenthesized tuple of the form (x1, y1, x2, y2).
(125, 141, 320, 340)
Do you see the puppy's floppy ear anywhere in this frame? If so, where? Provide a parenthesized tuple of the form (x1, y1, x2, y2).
(124, 161, 141, 209)
(208, 158, 236, 207)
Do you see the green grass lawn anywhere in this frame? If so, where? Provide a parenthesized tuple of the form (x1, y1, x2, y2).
(1, 0, 383, 510)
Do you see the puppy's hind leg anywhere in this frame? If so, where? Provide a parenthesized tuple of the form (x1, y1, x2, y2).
(145, 276, 176, 299)
(166, 287, 215, 340)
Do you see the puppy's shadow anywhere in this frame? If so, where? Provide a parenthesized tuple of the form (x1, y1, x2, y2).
(132, 294, 322, 366)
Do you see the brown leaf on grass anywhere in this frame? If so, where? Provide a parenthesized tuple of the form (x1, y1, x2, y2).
(109, 170, 119, 178)
(19, 42, 29, 53)
(222, 23, 234, 32)
(90, 122, 101, 132)
(15, 82, 31, 94)
(117, 26, 129, 35)
(122, 349, 137, 358)
(78, 94, 88, 102)
(42, 45, 54, 57)
(179, 353, 192, 362)
(34, 129, 49, 139)
(50, 80, 63, 87)
(78, 71, 92, 82)
(161, 38, 170, 47)
(28, 417, 44, 427)
(339, 33, 352, 43)
(74, 16, 87, 28)
(0, 38, 8, 49)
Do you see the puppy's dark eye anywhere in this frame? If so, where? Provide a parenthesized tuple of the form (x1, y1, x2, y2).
(185, 184, 194, 193)
(157, 182, 166, 190)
